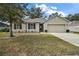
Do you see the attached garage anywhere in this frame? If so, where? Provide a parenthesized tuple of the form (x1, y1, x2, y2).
(44, 16, 69, 33)
(47, 24, 66, 33)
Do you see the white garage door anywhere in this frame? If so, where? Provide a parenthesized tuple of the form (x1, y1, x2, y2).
(47, 24, 66, 33)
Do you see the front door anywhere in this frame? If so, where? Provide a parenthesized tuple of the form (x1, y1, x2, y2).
(39, 24, 43, 32)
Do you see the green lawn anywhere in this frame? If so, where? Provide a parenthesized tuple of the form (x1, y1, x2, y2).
(0, 32, 8, 37)
(0, 34, 79, 56)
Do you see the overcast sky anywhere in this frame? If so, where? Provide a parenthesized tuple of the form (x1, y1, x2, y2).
(27, 3, 79, 17)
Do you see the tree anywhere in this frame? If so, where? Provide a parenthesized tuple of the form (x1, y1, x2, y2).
(54, 12, 59, 16)
(66, 13, 79, 21)
(49, 12, 62, 17)
(0, 3, 28, 37)
(72, 13, 79, 21)
(27, 7, 43, 19)
(65, 14, 72, 21)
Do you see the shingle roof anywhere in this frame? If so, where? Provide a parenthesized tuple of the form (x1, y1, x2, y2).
(24, 18, 47, 23)
(44, 16, 70, 23)
(50, 16, 70, 22)
(23, 16, 70, 23)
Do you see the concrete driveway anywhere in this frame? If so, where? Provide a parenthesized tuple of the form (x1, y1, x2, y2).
(49, 33, 79, 47)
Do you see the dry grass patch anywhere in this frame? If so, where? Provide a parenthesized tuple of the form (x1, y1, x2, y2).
(0, 34, 79, 56)
(0, 32, 8, 37)
(74, 32, 79, 34)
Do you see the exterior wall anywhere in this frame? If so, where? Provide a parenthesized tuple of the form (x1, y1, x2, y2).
(68, 21, 79, 32)
(45, 17, 68, 24)
(44, 17, 69, 32)
(12, 22, 40, 33)
(68, 26, 79, 32)
(44, 23, 47, 32)
(12, 23, 26, 32)
(12, 16, 70, 33)
(26, 23, 39, 32)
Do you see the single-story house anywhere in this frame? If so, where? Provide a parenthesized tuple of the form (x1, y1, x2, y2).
(12, 16, 70, 33)
(68, 21, 79, 32)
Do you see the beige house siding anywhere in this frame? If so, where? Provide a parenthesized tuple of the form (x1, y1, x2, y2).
(26, 23, 39, 32)
(44, 17, 69, 32)
(44, 23, 47, 31)
(12, 22, 40, 32)
(45, 17, 68, 24)
(12, 23, 26, 32)
(68, 21, 79, 32)
(68, 26, 79, 32)
(12, 16, 69, 33)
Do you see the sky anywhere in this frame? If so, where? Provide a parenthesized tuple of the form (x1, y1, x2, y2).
(27, 3, 79, 17)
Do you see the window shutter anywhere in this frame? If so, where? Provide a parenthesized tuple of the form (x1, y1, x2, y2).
(20, 23, 22, 29)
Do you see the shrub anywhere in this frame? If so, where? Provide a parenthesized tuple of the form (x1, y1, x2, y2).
(66, 29, 70, 33)
(45, 30, 48, 32)
(0, 28, 9, 32)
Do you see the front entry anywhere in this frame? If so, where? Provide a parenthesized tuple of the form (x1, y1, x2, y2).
(39, 24, 44, 32)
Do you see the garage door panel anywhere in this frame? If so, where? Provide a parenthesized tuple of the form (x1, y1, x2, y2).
(47, 24, 66, 33)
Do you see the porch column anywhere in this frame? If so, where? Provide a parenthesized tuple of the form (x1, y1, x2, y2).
(12, 23, 14, 32)
(22, 23, 26, 32)
(36, 23, 39, 32)
(26, 23, 28, 32)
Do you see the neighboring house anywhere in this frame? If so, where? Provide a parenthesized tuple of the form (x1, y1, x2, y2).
(12, 16, 70, 33)
(0, 21, 9, 30)
(68, 21, 79, 32)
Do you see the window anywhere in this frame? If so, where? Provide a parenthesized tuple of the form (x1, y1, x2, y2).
(14, 23, 22, 29)
(28, 23, 35, 29)
(34, 23, 35, 29)
(28, 23, 30, 29)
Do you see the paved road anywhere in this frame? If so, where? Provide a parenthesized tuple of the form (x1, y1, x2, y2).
(50, 33, 79, 47)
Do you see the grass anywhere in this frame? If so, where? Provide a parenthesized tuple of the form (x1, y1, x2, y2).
(0, 34, 79, 56)
(0, 32, 8, 37)
(73, 32, 79, 34)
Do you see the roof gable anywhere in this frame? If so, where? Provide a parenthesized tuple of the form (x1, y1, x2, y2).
(44, 16, 69, 24)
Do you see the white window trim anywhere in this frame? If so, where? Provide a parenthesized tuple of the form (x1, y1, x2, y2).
(28, 23, 35, 29)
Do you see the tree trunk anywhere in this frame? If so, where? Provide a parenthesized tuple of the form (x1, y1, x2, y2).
(10, 19, 14, 37)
